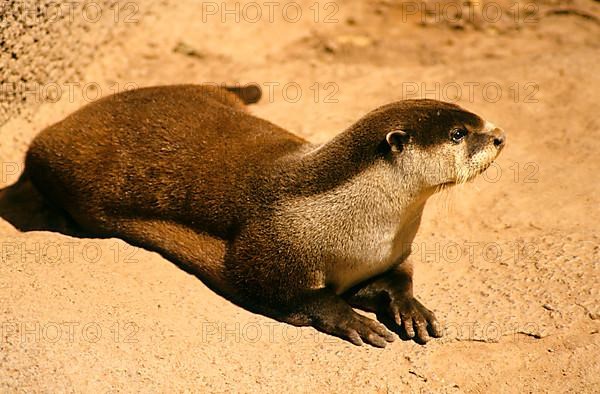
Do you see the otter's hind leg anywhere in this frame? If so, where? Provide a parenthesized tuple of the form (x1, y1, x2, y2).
(102, 219, 233, 295)
(197, 84, 262, 111)
(224, 84, 262, 105)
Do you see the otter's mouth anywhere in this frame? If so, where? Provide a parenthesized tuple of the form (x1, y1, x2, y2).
(473, 161, 494, 177)
(442, 160, 495, 187)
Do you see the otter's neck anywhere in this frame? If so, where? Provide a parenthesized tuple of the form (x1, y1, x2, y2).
(292, 140, 434, 231)
(287, 122, 390, 195)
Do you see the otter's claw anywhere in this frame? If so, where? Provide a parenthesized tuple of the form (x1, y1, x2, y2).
(319, 311, 396, 348)
(390, 297, 443, 343)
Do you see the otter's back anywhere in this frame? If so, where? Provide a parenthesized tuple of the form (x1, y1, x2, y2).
(26, 85, 307, 237)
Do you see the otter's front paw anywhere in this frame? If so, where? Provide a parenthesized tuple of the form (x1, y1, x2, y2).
(390, 297, 443, 343)
(318, 311, 396, 348)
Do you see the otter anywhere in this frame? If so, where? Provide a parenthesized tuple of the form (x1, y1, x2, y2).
(23, 84, 505, 347)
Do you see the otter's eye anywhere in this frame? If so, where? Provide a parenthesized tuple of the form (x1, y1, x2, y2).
(450, 128, 468, 143)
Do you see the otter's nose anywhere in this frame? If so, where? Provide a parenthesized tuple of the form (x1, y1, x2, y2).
(491, 128, 506, 148)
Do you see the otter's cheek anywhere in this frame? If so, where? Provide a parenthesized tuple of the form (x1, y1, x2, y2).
(453, 148, 469, 184)
(428, 146, 457, 185)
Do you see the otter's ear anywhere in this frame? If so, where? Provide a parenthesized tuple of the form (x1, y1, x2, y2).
(385, 130, 409, 152)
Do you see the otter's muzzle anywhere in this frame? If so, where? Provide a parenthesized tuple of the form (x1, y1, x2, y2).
(490, 127, 506, 150)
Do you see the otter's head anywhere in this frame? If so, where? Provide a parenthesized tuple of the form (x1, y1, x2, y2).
(365, 99, 505, 190)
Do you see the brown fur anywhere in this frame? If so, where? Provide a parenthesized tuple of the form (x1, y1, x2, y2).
(23, 84, 505, 347)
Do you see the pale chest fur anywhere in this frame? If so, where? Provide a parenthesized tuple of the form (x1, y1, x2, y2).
(274, 167, 426, 294)
(323, 212, 421, 294)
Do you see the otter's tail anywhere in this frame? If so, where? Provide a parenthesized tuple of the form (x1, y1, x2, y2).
(0, 169, 78, 234)
(0, 169, 28, 199)
(225, 83, 262, 105)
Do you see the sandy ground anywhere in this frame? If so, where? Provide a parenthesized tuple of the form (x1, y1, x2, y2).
(1, 0, 599, 392)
